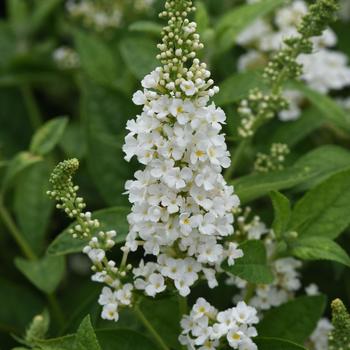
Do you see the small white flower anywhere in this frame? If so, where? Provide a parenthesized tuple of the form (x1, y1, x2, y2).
(180, 80, 197, 96)
(226, 243, 244, 266)
(145, 273, 166, 297)
(101, 303, 119, 322)
(98, 287, 117, 306)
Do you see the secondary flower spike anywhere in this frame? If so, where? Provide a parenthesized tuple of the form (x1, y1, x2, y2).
(122, 0, 242, 297)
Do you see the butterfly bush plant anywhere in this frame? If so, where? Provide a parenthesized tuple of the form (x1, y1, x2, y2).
(1, 0, 350, 349)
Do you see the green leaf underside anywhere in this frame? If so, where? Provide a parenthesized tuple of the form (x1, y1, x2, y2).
(290, 169, 350, 239)
(233, 145, 350, 203)
(15, 255, 65, 294)
(257, 295, 326, 343)
(291, 237, 350, 267)
(222, 240, 274, 284)
(47, 207, 130, 256)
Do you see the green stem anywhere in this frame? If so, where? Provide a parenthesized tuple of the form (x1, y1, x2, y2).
(224, 139, 249, 180)
(134, 304, 170, 350)
(244, 283, 256, 304)
(0, 198, 37, 261)
(20, 84, 43, 130)
(179, 296, 188, 316)
(47, 293, 65, 328)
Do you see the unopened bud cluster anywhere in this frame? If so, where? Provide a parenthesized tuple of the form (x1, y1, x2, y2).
(155, 0, 218, 99)
(254, 143, 290, 173)
(329, 298, 350, 350)
(238, 90, 287, 138)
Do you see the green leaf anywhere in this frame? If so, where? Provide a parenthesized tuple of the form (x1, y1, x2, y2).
(119, 37, 158, 79)
(233, 145, 350, 204)
(7, 0, 29, 27)
(34, 335, 75, 350)
(267, 106, 324, 148)
(293, 145, 350, 191)
(14, 162, 53, 254)
(0, 87, 32, 157)
(15, 255, 65, 294)
(257, 295, 326, 343)
(289, 81, 350, 132)
(233, 165, 312, 204)
(30, 0, 63, 34)
(270, 191, 291, 238)
(96, 330, 157, 350)
(47, 207, 129, 256)
(1, 151, 42, 194)
(75, 31, 125, 91)
(75, 316, 101, 350)
(82, 81, 135, 205)
(214, 70, 265, 106)
(129, 21, 162, 36)
(222, 240, 274, 284)
(35, 330, 157, 350)
(290, 169, 350, 239)
(290, 237, 350, 267)
(0, 277, 44, 332)
(215, 0, 284, 52)
(255, 337, 307, 350)
(30, 117, 68, 156)
(139, 296, 182, 350)
(195, 1, 210, 34)
(59, 122, 86, 159)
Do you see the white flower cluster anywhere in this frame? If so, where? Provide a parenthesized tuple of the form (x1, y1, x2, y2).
(179, 298, 259, 350)
(66, 0, 123, 31)
(309, 318, 333, 350)
(237, 0, 350, 120)
(66, 0, 156, 31)
(122, 0, 241, 298)
(228, 209, 302, 311)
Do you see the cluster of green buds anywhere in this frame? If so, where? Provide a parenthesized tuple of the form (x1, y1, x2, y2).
(254, 143, 290, 173)
(47, 159, 99, 239)
(237, 0, 339, 139)
(329, 298, 350, 350)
